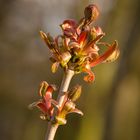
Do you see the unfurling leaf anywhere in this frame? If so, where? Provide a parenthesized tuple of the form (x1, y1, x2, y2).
(51, 62, 59, 73)
(68, 108, 83, 116)
(64, 100, 76, 112)
(28, 101, 39, 110)
(103, 41, 120, 63)
(40, 31, 55, 50)
(90, 41, 119, 67)
(39, 81, 49, 96)
(68, 85, 82, 102)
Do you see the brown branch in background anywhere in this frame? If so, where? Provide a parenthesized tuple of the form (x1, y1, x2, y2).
(103, 0, 140, 139)
(0, 0, 12, 22)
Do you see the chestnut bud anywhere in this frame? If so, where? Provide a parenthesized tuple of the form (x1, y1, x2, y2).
(84, 4, 99, 22)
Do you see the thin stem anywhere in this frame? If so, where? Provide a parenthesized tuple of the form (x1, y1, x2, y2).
(45, 123, 58, 140)
(57, 69, 74, 105)
(45, 69, 74, 140)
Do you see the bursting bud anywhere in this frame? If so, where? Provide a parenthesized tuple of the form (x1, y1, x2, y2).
(84, 4, 99, 22)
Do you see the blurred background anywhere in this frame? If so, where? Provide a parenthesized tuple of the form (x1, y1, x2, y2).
(0, 0, 140, 140)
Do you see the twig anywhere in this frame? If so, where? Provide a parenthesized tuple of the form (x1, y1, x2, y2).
(45, 69, 74, 140)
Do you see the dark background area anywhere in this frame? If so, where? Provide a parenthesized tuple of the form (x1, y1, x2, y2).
(0, 0, 140, 140)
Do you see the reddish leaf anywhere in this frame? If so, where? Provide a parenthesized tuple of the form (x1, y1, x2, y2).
(90, 41, 118, 67)
(77, 31, 87, 48)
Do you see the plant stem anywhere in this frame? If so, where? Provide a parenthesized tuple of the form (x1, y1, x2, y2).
(45, 69, 75, 140)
